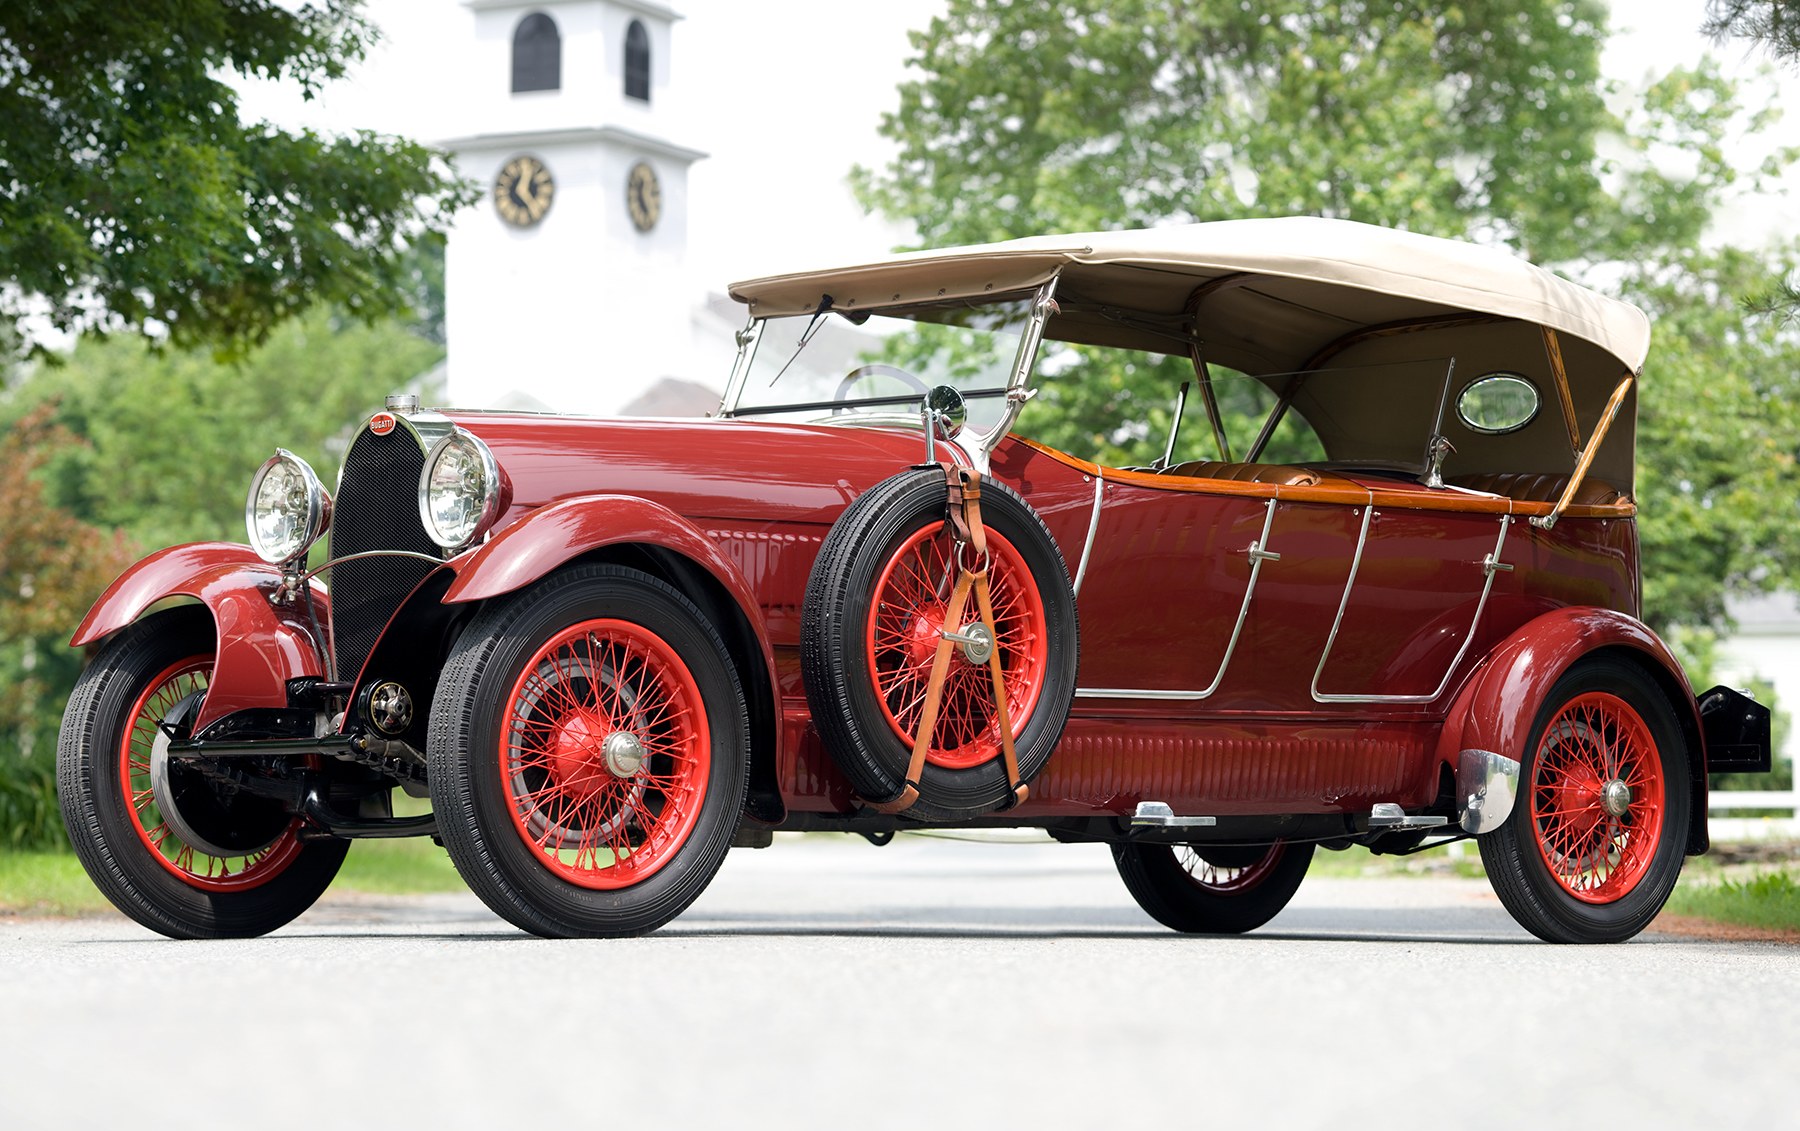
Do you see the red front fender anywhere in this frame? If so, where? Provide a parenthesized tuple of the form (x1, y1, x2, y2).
(1435, 605, 1708, 852)
(71, 543, 330, 731)
(442, 494, 780, 708)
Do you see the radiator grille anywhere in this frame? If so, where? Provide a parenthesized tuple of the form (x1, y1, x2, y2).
(328, 424, 441, 681)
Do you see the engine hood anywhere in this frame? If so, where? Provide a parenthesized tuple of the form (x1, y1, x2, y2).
(442, 413, 945, 530)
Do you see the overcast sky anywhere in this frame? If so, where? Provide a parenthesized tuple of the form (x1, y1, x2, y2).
(235, 0, 1796, 285)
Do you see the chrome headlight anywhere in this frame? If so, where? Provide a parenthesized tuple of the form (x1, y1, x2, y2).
(419, 428, 504, 550)
(245, 450, 331, 565)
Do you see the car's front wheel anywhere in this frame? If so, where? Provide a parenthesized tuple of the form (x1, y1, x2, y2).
(57, 608, 347, 939)
(1479, 657, 1690, 943)
(1112, 841, 1314, 934)
(428, 564, 750, 938)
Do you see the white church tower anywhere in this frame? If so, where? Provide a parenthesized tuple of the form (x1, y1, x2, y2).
(441, 0, 708, 415)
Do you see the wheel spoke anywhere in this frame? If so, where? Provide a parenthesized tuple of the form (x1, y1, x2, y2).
(499, 617, 712, 891)
(1527, 690, 1667, 904)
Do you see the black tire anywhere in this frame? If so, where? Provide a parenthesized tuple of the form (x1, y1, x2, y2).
(1113, 841, 1314, 934)
(428, 564, 749, 938)
(1479, 656, 1691, 944)
(801, 468, 1078, 820)
(56, 608, 347, 939)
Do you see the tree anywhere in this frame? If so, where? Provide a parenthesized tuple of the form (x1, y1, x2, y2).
(856, 0, 1800, 635)
(1704, 1, 1800, 321)
(0, 1, 475, 361)
(1, 310, 444, 550)
(0, 312, 443, 847)
(1706, 0, 1800, 63)
(0, 407, 137, 848)
(855, 1, 1616, 260)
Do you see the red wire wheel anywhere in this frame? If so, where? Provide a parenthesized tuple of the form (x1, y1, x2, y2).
(499, 619, 712, 890)
(1112, 840, 1315, 934)
(430, 565, 749, 937)
(120, 655, 304, 892)
(1526, 690, 1666, 904)
(60, 607, 347, 938)
(1479, 657, 1692, 944)
(866, 523, 1048, 770)
(801, 469, 1079, 820)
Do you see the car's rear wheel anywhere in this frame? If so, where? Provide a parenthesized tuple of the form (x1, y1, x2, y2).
(57, 608, 346, 939)
(1479, 656, 1690, 943)
(428, 564, 749, 938)
(1112, 841, 1314, 934)
(801, 469, 1078, 819)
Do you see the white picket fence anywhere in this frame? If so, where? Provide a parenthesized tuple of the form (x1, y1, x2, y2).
(1708, 789, 1800, 841)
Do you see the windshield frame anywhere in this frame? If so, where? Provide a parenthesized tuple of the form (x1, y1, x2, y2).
(717, 278, 1061, 474)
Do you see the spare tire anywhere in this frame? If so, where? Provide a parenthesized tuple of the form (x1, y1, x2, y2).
(801, 468, 1079, 819)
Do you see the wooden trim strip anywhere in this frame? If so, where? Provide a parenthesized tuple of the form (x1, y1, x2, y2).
(1542, 326, 1582, 456)
(1534, 375, 1634, 530)
(1014, 437, 1636, 519)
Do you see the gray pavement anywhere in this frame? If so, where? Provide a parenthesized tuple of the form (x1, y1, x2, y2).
(3, 834, 1796, 1129)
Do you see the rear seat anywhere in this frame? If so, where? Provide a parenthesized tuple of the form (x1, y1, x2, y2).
(1449, 472, 1624, 506)
(1164, 460, 1322, 487)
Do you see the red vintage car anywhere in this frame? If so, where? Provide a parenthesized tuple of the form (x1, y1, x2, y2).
(59, 218, 1770, 943)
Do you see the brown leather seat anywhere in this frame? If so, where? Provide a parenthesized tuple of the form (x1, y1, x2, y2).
(1165, 460, 1322, 486)
(1449, 472, 1624, 506)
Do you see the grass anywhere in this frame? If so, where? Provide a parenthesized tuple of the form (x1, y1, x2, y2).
(0, 850, 116, 917)
(6, 830, 1798, 937)
(331, 836, 467, 894)
(1663, 868, 1800, 934)
(0, 836, 468, 919)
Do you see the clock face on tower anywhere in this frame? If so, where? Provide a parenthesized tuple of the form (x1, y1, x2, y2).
(494, 155, 554, 228)
(626, 161, 661, 232)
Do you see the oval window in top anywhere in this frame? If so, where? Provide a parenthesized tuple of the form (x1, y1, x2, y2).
(1457, 372, 1541, 435)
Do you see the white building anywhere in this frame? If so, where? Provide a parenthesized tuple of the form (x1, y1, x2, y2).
(440, 0, 729, 416)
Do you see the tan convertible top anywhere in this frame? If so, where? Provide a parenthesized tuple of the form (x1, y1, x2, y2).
(729, 217, 1650, 376)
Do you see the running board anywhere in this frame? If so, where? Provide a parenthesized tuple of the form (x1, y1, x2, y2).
(1367, 803, 1449, 831)
(1131, 801, 1448, 833)
(1130, 802, 1217, 828)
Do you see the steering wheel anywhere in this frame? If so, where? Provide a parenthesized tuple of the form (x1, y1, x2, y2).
(833, 363, 929, 402)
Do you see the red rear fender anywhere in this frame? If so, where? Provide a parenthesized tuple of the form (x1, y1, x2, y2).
(1436, 606, 1707, 852)
(71, 543, 330, 731)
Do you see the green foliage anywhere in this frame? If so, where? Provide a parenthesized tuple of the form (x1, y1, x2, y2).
(0, 314, 441, 847)
(1627, 246, 1800, 634)
(0, 0, 477, 361)
(1706, 0, 1800, 65)
(0, 408, 138, 848)
(855, 0, 1615, 260)
(1666, 868, 1800, 933)
(2, 311, 442, 549)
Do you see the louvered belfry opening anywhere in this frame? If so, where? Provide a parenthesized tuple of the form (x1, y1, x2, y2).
(327, 423, 442, 683)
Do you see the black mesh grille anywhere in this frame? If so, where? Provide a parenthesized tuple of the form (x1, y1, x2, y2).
(328, 424, 441, 681)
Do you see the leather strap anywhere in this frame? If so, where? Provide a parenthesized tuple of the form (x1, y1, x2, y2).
(867, 464, 1029, 814)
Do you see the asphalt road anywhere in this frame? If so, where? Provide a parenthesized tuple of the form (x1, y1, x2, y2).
(4, 834, 1796, 1130)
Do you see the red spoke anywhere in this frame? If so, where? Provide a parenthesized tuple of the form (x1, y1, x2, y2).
(1528, 691, 1666, 904)
(500, 618, 711, 891)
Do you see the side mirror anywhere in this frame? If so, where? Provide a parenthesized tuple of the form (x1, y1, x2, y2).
(923, 384, 967, 439)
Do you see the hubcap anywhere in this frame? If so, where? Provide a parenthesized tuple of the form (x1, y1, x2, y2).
(1600, 778, 1633, 818)
(955, 623, 994, 666)
(603, 731, 647, 778)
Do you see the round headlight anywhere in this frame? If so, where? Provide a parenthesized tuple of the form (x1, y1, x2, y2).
(419, 428, 504, 550)
(245, 449, 331, 565)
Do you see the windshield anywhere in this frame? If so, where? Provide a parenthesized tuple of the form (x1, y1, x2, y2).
(723, 297, 1034, 433)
